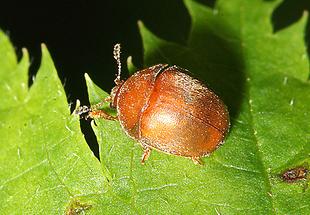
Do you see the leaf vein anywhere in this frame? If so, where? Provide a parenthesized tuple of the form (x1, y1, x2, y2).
(0, 159, 48, 190)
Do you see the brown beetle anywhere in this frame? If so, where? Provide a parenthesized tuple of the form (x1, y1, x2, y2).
(281, 166, 308, 183)
(78, 44, 230, 164)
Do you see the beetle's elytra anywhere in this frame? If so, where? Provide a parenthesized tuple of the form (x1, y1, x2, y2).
(78, 44, 230, 164)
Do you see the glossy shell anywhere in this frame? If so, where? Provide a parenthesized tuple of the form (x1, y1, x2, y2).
(113, 64, 230, 159)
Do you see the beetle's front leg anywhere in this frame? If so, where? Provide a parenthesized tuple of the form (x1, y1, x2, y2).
(88, 109, 118, 121)
(75, 96, 117, 121)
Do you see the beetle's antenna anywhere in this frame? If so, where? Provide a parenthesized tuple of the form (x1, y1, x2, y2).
(113, 43, 122, 85)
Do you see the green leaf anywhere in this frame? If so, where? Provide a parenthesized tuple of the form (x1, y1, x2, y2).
(0, 31, 106, 213)
(86, 0, 310, 214)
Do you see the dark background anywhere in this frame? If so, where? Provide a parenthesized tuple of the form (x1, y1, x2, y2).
(1, 0, 309, 158)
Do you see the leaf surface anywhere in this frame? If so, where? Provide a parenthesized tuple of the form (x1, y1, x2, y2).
(0, 32, 106, 214)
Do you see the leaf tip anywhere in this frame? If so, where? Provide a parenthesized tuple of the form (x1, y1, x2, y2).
(40, 43, 53, 62)
(75, 99, 81, 109)
(127, 56, 137, 75)
(137, 20, 144, 29)
(91, 119, 96, 127)
(84, 72, 90, 80)
(302, 10, 309, 21)
(84, 73, 93, 86)
(137, 20, 150, 37)
(40, 43, 48, 52)
(21, 47, 30, 63)
(21, 47, 28, 56)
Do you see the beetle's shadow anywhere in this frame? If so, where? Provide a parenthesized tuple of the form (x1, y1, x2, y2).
(143, 5, 245, 125)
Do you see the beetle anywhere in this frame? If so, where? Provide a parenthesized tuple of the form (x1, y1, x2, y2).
(281, 166, 309, 183)
(77, 44, 230, 164)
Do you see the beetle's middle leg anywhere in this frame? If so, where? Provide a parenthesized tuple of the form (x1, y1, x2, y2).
(141, 144, 152, 164)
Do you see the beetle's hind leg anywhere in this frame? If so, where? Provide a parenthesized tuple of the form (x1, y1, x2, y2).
(141, 146, 152, 165)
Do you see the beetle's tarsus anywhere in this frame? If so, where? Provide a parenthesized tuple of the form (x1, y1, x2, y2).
(74, 105, 91, 115)
(74, 106, 91, 120)
(141, 148, 152, 164)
